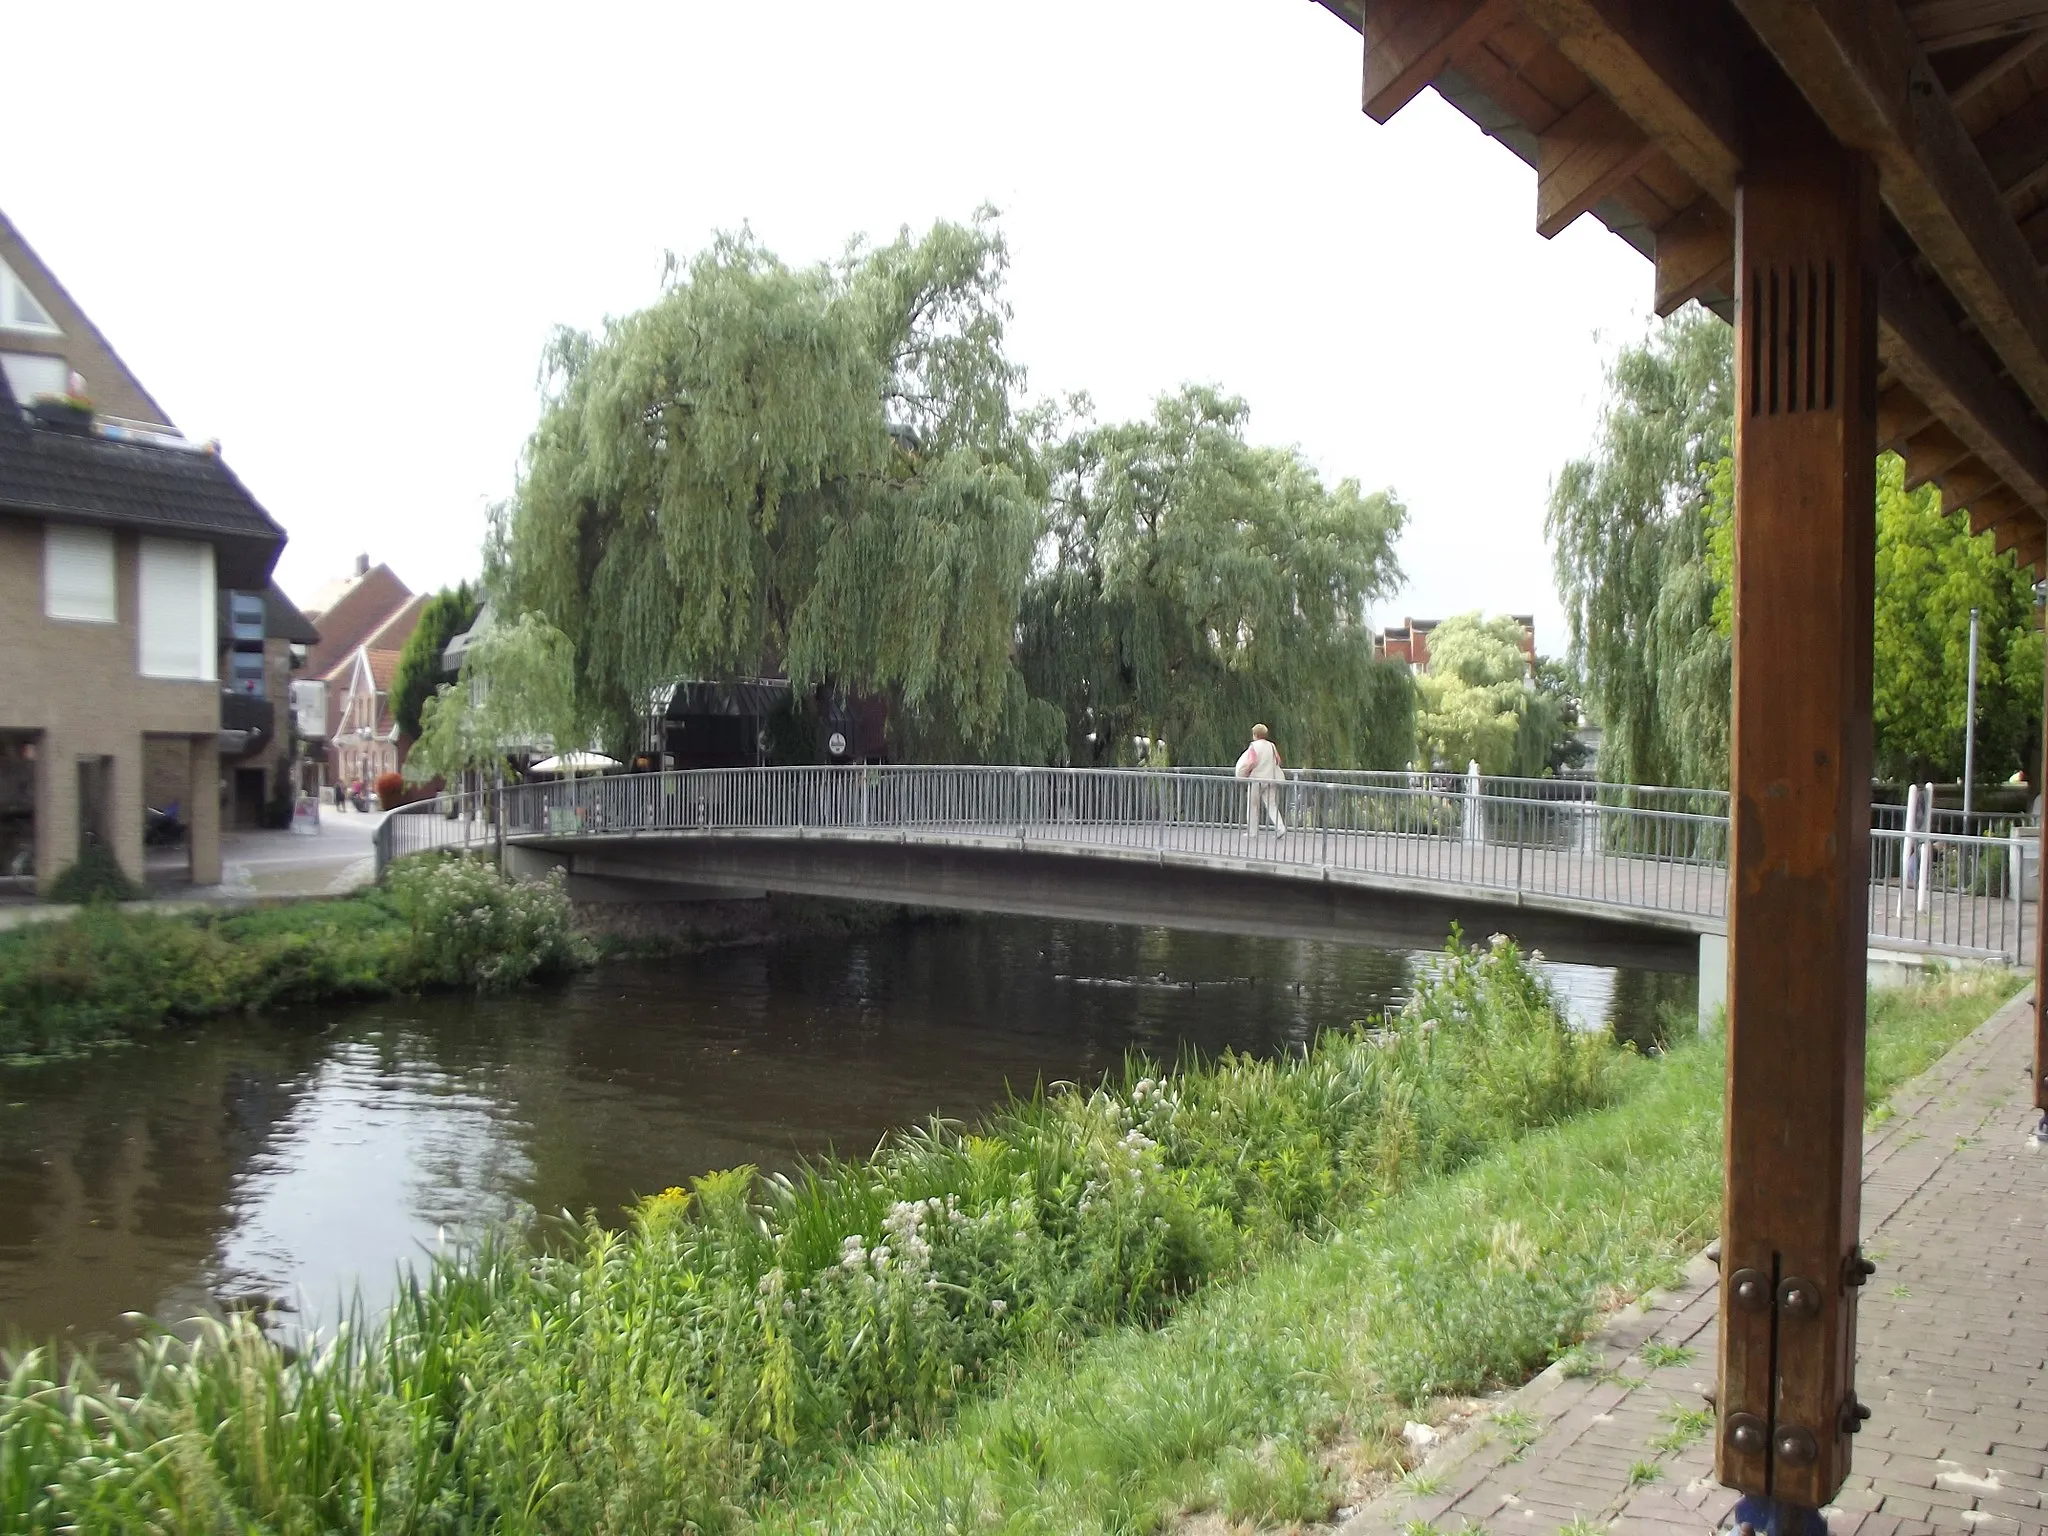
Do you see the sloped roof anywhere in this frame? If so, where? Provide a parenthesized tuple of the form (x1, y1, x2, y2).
(298, 563, 413, 678)
(263, 582, 320, 644)
(363, 592, 428, 653)
(0, 364, 285, 586)
(0, 207, 177, 431)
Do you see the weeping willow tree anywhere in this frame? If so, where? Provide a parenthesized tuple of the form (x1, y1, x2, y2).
(1547, 310, 1733, 788)
(1019, 386, 1413, 768)
(500, 211, 1056, 758)
(405, 611, 580, 784)
(1413, 612, 1574, 776)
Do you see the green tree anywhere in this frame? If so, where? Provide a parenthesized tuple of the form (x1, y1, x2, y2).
(1548, 310, 1734, 788)
(1556, 311, 2040, 794)
(389, 583, 481, 741)
(1018, 386, 1413, 768)
(1412, 613, 1572, 776)
(1869, 456, 2043, 784)
(405, 611, 581, 784)
(500, 212, 1047, 756)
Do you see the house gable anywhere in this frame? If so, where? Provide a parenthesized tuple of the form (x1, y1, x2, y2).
(0, 208, 177, 432)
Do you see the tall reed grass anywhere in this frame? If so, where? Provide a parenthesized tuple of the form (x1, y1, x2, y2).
(2, 932, 1619, 1532)
(754, 966, 2021, 1533)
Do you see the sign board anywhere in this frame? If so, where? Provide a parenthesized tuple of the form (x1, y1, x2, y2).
(827, 731, 848, 758)
(290, 795, 322, 836)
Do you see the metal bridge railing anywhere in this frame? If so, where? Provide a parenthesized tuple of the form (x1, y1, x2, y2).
(373, 766, 2034, 962)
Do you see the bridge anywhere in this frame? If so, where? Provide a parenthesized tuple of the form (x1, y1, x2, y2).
(376, 766, 2034, 983)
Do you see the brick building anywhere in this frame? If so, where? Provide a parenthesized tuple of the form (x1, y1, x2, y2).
(1373, 614, 1537, 672)
(296, 558, 426, 791)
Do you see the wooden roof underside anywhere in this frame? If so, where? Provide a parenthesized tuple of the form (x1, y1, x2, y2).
(1316, 0, 2048, 571)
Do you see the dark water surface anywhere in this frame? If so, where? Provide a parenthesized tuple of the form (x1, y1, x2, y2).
(0, 916, 1690, 1346)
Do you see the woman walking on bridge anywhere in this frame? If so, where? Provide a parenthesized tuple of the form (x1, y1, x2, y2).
(1236, 724, 1286, 838)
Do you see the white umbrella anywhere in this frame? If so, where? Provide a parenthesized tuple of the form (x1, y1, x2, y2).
(527, 751, 622, 775)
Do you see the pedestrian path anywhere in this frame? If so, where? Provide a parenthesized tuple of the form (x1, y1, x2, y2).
(1346, 988, 2048, 1536)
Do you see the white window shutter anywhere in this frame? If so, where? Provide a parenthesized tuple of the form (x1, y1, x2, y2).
(43, 523, 116, 622)
(138, 538, 217, 680)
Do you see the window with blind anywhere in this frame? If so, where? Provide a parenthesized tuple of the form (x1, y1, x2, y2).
(43, 523, 116, 622)
(138, 538, 217, 680)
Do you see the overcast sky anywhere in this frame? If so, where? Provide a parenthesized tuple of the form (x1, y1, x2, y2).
(6, 0, 1655, 653)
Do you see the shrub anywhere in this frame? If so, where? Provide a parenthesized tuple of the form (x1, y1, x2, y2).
(0, 859, 591, 1056)
(383, 853, 594, 989)
(374, 769, 406, 810)
(44, 840, 139, 904)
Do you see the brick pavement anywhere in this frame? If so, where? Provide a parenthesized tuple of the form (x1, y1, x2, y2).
(1343, 988, 2048, 1536)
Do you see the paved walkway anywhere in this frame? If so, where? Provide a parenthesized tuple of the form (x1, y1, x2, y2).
(1348, 987, 2048, 1536)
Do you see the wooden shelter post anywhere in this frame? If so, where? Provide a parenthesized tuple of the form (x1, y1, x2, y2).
(1718, 74, 1879, 1510)
(2038, 648, 2048, 1129)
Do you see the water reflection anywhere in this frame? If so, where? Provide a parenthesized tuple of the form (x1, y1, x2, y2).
(0, 916, 1692, 1346)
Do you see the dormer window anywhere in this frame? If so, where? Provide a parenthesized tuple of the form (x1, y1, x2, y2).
(0, 258, 58, 335)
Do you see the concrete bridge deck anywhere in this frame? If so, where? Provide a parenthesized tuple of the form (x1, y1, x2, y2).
(380, 768, 2034, 971)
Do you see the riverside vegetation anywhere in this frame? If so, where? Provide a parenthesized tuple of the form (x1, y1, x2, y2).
(0, 855, 593, 1060)
(0, 943, 2015, 1533)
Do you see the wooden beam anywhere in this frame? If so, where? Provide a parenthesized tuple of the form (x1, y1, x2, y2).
(1976, 89, 2048, 199)
(1361, 0, 1516, 123)
(1940, 458, 2008, 513)
(1879, 244, 2048, 507)
(1940, 29, 2048, 106)
(1514, 0, 1744, 207)
(1720, 76, 1877, 1508)
(1503, 0, 2048, 514)
(1877, 382, 1940, 447)
(1963, 486, 2029, 530)
(1729, 0, 2048, 426)
(1655, 198, 1736, 315)
(1903, 421, 1978, 486)
(1537, 90, 1659, 236)
(1905, 0, 2048, 52)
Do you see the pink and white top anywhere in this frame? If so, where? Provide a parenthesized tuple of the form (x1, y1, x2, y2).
(1236, 739, 1283, 781)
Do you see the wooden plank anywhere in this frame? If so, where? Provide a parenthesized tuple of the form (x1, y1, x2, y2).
(1515, 0, 1744, 207)
(1656, 197, 1736, 315)
(1361, 0, 1517, 123)
(1904, 421, 1979, 485)
(1720, 71, 1876, 1507)
(1940, 459, 2009, 512)
(1538, 89, 1659, 237)
(1729, 0, 2048, 426)
(1878, 382, 1941, 446)
(1452, 30, 1575, 131)
(1975, 88, 2048, 197)
(1966, 486, 2029, 528)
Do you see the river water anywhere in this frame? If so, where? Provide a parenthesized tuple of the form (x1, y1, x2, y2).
(0, 916, 1690, 1348)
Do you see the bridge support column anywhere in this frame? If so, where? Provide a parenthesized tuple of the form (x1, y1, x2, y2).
(1697, 931, 1727, 1034)
(1717, 71, 1877, 1512)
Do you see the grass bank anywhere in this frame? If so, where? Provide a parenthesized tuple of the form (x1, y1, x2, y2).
(755, 966, 2019, 1533)
(4, 933, 1621, 1531)
(0, 855, 593, 1061)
